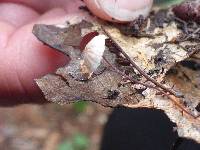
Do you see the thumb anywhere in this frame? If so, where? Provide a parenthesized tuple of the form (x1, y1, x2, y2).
(84, 0, 153, 22)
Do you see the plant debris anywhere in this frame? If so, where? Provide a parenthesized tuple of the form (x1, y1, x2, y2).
(32, 4, 200, 143)
(172, 0, 200, 24)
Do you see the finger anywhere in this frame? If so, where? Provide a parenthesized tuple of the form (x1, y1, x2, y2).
(0, 3, 39, 27)
(0, 21, 15, 48)
(0, 21, 16, 105)
(84, 0, 153, 22)
(0, 0, 55, 12)
(0, 0, 84, 13)
(0, 8, 73, 105)
(0, 0, 85, 28)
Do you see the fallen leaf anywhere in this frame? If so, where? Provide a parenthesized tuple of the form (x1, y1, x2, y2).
(32, 8, 200, 142)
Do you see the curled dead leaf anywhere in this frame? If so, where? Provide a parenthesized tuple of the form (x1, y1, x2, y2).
(32, 8, 200, 142)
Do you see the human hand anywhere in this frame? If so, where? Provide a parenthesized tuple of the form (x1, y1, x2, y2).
(0, 0, 153, 106)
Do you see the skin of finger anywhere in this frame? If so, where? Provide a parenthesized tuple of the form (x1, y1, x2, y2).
(0, 0, 51, 12)
(0, 0, 84, 13)
(0, 8, 71, 104)
(0, 21, 17, 105)
(0, 3, 39, 27)
(84, 0, 153, 22)
(0, 21, 15, 48)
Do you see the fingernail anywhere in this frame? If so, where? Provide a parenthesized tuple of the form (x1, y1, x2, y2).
(97, 0, 153, 21)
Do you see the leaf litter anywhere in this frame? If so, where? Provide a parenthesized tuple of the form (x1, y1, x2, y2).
(32, 1, 200, 142)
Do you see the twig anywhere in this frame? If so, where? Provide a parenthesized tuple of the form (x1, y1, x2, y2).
(101, 26, 198, 119)
(103, 56, 158, 90)
(101, 26, 180, 97)
(103, 56, 197, 119)
(166, 95, 198, 119)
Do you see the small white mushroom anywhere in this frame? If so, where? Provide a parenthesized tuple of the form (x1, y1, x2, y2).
(81, 34, 107, 75)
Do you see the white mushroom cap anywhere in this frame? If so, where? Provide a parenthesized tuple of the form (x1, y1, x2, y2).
(82, 34, 107, 74)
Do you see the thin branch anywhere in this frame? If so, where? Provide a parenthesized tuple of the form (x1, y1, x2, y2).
(101, 26, 198, 119)
(101, 26, 180, 97)
(103, 56, 160, 91)
(103, 56, 197, 119)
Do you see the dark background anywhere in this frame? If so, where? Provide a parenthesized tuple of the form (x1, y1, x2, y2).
(100, 107, 200, 150)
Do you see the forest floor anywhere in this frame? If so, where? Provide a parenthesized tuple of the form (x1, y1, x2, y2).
(0, 102, 111, 150)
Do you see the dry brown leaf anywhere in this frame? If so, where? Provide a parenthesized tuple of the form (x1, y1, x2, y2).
(32, 9, 200, 142)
